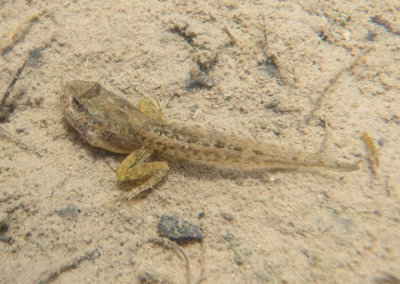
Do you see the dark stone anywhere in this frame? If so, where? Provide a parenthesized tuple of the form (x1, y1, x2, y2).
(198, 211, 205, 219)
(157, 215, 203, 241)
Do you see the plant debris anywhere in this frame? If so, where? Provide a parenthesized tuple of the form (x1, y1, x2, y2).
(371, 15, 400, 36)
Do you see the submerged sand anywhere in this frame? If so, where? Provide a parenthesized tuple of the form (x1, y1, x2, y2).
(0, 1, 399, 283)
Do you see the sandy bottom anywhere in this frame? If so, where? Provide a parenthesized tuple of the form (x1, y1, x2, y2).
(1, 1, 399, 283)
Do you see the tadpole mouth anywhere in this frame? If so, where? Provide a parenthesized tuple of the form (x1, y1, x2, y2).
(65, 108, 87, 132)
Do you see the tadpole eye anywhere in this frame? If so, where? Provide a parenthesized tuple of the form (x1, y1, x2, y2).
(71, 97, 84, 112)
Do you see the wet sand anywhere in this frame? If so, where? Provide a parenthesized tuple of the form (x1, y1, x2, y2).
(0, 1, 399, 283)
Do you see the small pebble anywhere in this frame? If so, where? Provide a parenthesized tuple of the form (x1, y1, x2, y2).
(188, 70, 215, 89)
(157, 215, 203, 241)
(198, 211, 205, 219)
(220, 212, 234, 221)
(83, 236, 92, 244)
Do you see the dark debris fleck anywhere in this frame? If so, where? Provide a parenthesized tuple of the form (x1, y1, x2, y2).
(57, 204, 80, 220)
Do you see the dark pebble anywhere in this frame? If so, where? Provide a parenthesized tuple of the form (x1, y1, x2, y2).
(157, 215, 203, 241)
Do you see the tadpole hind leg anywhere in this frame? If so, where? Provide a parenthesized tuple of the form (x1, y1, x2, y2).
(117, 149, 169, 200)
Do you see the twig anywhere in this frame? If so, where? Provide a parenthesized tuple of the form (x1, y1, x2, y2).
(362, 131, 380, 176)
(37, 248, 101, 284)
(0, 59, 28, 108)
(384, 175, 392, 197)
(260, 14, 284, 84)
(305, 46, 374, 124)
(223, 27, 237, 46)
(0, 10, 48, 55)
(149, 238, 192, 284)
(0, 126, 41, 157)
(362, 131, 380, 167)
(371, 15, 400, 36)
(261, 14, 269, 56)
